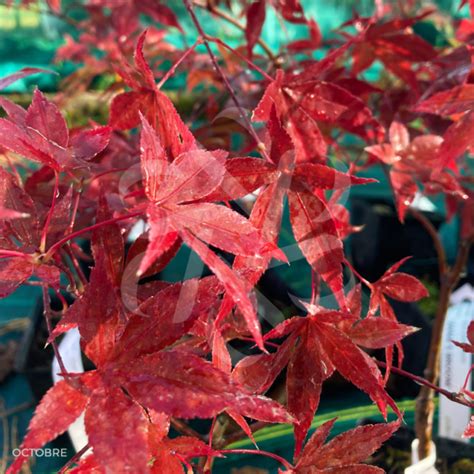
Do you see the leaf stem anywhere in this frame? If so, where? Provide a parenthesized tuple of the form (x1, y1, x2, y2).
(39, 170, 60, 252)
(193, 0, 278, 64)
(157, 40, 202, 90)
(205, 36, 274, 81)
(311, 270, 320, 305)
(42, 287, 69, 379)
(171, 418, 206, 441)
(343, 258, 372, 289)
(0, 250, 31, 259)
(66, 184, 82, 236)
(63, 246, 88, 291)
(376, 359, 474, 409)
(44, 211, 142, 260)
(58, 444, 90, 473)
(220, 449, 294, 470)
(223, 420, 270, 445)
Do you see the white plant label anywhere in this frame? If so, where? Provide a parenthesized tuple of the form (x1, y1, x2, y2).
(52, 328, 88, 453)
(439, 284, 474, 442)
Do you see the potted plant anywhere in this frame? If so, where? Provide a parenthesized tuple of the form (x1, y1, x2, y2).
(1, 1, 473, 473)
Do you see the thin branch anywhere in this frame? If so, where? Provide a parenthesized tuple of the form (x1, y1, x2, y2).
(66, 183, 83, 236)
(206, 35, 274, 81)
(157, 40, 202, 89)
(220, 448, 294, 471)
(182, 0, 273, 163)
(376, 360, 474, 409)
(223, 420, 269, 445)
(0, 250, 30, 259)
(193, 0, 278, 63)
(415, 235, 473, 458)
(171, 418, 206, 441)
(63, 246, 88, 291)
(40, 171, 60, 253)
(42, 287, 69, 380)
(343, 258, 372, 289)
(44, 211, 143, 259)
(0, 402, 34, 419)
(58, 444, 90, 473)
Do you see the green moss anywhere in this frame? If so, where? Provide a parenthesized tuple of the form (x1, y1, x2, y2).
(417, 278, 440, 319)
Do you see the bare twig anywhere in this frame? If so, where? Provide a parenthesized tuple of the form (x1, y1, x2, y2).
(58, 444, 90, 473)
(193, 0, 278, 63)
(221, 448, 293, 470)
(157, 40, 202, 89)
(0, 402, 34, 419)
(44, 211, 142, 259)
(182, 0, 273, 163)
(40, 171, 60, 253)
(171, 418, 206, 441)
(376, 360, 474, 409)
(42, 287, 69, 380)
(205, 36, 274, 81)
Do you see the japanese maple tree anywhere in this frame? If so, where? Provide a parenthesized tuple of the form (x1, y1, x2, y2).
(1, 0, 473, 472)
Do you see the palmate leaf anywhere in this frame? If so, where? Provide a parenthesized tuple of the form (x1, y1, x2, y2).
(286, 326, 329, 456)
(111, 277, 223, 362)
(349, 13, 436, 88)
(200, 157, 279, 203)
(370, 257, 429, 309)
(137, 101, 286, 349)
(452, 321, 474, 353)
(26, 89, 69, 147)
(239, 111, 375, 309)
(464, 416, 474, 438)
(0, 89, 110, 171)
(343, 318, 418, 349)
(5, 1, 473, 471)
(182, 230, 265, 349)
(253, 56, 383, 163)
(110, 31, 195, 159)
(85, 386, 149, 474)
(0, 258, 60, 298)
(113, 350, 293, 423)
(154, 150, 226, 204)
(50, 204, 124, 366)
(0, 168, 65, 295)
(0, 169, 39, 250)
(140, 114, 168, 201)
(365, 121, 465, 220)
(169, 202, 284, 258)
(245, 0, 266, 57)
(266, 307, 403, 456)
(288, 190, 345, 308)
(7, 381, 88, 474)
(415, 84, 474, 116)
(290, 419, 400, 473)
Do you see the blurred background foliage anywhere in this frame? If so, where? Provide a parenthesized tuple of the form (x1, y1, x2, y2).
(0, 0, 470, 92)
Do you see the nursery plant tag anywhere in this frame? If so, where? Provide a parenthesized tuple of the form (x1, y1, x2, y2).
(51, 328, 88, 452)
(439, 284, 474, 442)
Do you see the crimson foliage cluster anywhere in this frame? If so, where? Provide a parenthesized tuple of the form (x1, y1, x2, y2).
(1, 0, 474, 472)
